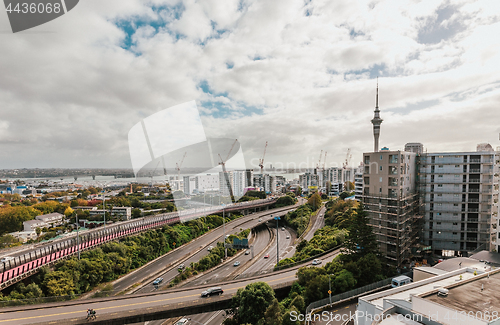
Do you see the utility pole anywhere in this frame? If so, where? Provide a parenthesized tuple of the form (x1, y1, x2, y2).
(103, 188, 106, 229)
(274, 215, 280, 266)
(329, 274, 333, 304)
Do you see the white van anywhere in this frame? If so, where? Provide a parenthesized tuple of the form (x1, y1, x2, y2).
(391, 275, 412, 288)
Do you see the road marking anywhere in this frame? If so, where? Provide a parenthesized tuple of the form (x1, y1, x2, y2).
(0, 271, 295, 323)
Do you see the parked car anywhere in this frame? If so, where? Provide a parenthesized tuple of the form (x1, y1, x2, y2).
(233, 261, 240, 267)
(245, 250, 250, 255)
(264, 254, 269, 258)
(152, 277, 163, 285)
(201, 287, 223, 297)
(178, 264, 185, 270)
(312, 259, 322, 265)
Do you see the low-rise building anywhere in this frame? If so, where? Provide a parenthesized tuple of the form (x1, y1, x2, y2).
(35, 212, 64, 226)
(73, 206, 97, 211)
(111, 207, 131, 220)
(23, 219, 48, 231)
(8, 231, 37, 243)
(356, 258, 497, 325)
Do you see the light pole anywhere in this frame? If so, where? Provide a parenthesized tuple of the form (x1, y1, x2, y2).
(103, 187, 106, 229)
(222, 204, 227, 259)
(75, 212, 80, 260)
(329, 274, 334, 304)
(274, 215, 280, 266)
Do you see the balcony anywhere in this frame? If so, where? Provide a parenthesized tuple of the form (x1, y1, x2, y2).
(469, 179, 481, 183)
(470, 159, 481, 163)
(469, 188, 480, 192)
(469, 169, 480, 173)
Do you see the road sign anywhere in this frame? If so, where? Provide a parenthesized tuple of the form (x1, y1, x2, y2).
(232, 238, 249, 249)
(328, 290, 331, 294)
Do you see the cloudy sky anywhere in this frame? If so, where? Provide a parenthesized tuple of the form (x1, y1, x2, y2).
(1, 0, 500, 171)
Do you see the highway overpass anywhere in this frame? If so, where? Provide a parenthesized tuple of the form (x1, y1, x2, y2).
(0, 198, 277, 291)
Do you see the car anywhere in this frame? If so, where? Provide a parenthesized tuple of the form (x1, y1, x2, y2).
(286, 235, 290, 239)
(178, 264, 185, 270)
(201, 287, 223, 297)
(259, 218, 262, 222)
(245, 250, 250, 255)
(312, 259, 322, 265)
(281, 227, 285, 231)
(208, 246, 214, 251)
(152, 277, 163, 285)
(264, 254, 269, 258)
(175, 318, 189, 325)
(233, 261, 240, 266)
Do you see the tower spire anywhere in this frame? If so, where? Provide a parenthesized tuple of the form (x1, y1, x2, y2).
(371, 78, 383, 152)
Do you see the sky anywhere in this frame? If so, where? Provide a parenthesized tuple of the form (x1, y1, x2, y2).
(1, 0, 500, 171)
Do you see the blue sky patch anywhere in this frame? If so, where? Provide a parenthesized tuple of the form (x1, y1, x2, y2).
(387, 99, 440, 115)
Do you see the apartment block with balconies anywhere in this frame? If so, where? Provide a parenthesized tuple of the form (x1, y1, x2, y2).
(418, 151, 499, 256)
(361, 150, 422, 267)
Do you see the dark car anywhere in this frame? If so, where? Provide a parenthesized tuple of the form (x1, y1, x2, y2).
(201, 287, 223, 297)
(152, 277, 163, 285)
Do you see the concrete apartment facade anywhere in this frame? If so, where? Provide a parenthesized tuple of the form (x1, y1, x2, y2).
(362, 150, 422, 267)
(419, 151, 500, 255)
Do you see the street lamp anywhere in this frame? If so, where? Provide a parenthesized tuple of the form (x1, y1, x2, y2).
(222, 203, 227, 259)
(75, 212, 80, 260)
(274, 215, 280, 266)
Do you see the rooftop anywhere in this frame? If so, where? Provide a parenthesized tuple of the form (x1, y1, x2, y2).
(422, 271, 500, 321)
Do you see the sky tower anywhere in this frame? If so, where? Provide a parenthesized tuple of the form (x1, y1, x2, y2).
(371, 78, 383, 152)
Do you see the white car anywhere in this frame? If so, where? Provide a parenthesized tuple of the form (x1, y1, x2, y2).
(312, 259, 322, 265)
(208, 246, 214, 251)
(175, 318, 189, 325)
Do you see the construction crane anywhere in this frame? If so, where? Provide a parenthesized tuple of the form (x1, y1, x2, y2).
(323, 152, 327, 169)
(343, 148, 352, 169)
(317, 150, 323, 169)
(176, 152, 187, 181)
(259, 141, 268, 174)
(218, 139, 238, 203)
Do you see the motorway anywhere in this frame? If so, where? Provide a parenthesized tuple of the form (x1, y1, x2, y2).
(179, 203, 326, 325)
(0, 250, 342, 325)
(112, 207, 296, 295)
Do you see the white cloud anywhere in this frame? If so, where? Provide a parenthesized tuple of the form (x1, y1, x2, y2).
(0, 0, 499, 169)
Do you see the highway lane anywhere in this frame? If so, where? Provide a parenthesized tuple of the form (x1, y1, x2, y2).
(0, 250, 342, 325)
(184, 202, 325, 325)
(112, 206, 296, 294)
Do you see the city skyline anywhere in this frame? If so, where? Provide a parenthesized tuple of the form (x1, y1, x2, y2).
(1, 0, 500, 169)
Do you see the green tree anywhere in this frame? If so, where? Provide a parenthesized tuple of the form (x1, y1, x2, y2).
(228, 282, 275, 325)
(282, 306, 300, 325)
(307, 192, 321, 211)
(263, 298, 283, 325)
(342, 203, 378, 260)
(296, 186, 302, 197)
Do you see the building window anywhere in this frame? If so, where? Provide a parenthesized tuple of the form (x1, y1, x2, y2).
(380, 155, 383, 160)
(438, 175, 443, 178)
(437, 194, 442, 197)
(437, 222, 441, 225)
(455, 165, 460, 168)
(439, 165, 443, 168)
(453, 232, 457, 235)
(379, 188, 382, 193)
(453, 213, 458, 216)
(379, 177, 382, 182)
(453, 222, 458, 225)
(438, 184, 443, 187)
(437, 212, 442, 215)
(380, 166, 383, 171)
(454, 204, 458, 206)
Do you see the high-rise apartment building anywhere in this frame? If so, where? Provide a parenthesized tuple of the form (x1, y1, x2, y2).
(362, 150, 422, 267)
(419, 151, 500, 255)
(220, 170, 253, 197)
